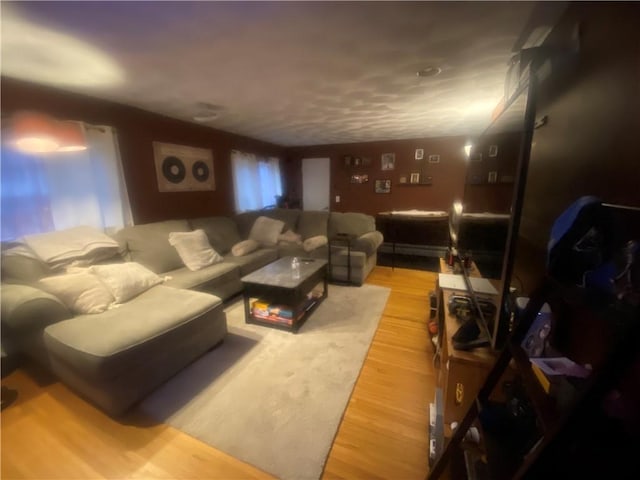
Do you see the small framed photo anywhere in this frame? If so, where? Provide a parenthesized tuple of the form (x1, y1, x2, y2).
(399, 175, 408, 184)
(489, 145, 499, 157)
(350, 174, 369, 184)
(415, 149, 424, 160)
(488, 171, 498, 183)
(381, 153, 395, 170)
(471, 152, 483, 162)
(374, 179, 391, 193)
(410, 172, 420, 184)
(428, 154, 440, 164)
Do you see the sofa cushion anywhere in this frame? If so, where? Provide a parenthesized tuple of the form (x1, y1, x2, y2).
(232, 239, 260, 256)
(114, 220, 190, 273)
(329, 212, 376, 237)
(351, 231, 384, 256)
(249, 216, 285, 246)
(303, 235, 328, 252)
(188, 216, 242, 255)
(263, 208, 300, 233)
(43, 285, 222, 381)
(169, 230, 223, 271)
(277, 242, 308, 259)
(235, 209, 300, 238)
(234, 211, 263, 239)
(20, 226, 121, 271)
(330, 249, 367, 268)
(297, 211, 330, 240)
(89, 262, 163, 303)
(1, 247, 55, 283)
(224, 248, 278, 276)
(278, 230, 302, 244)
(163, 261, 240, 291)
(1, 283, 72, 334)
(37, 272, 115, 314)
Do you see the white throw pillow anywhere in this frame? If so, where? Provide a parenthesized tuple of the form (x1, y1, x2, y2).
(168, 229, 223, 271)
(249, 216, 285, 247)
(303, 235, 328, 252)
(90, 262, 163, 303)
(21, 225, 120, 270)
(278, 230, 302, 244)
(231, 239, 260, 256)
(37, 272, 115, 314)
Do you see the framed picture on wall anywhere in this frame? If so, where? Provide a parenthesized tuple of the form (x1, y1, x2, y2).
(415, 149, 424, 160)
(428, 154, 440, 163)
(374, 179, 391, 193)
(489, 145, 499, 157)
(410, 172, 420, 184)
(153, 142, 215, 192)
(350, 174, 369, 183)
(381, 153, 395, 170)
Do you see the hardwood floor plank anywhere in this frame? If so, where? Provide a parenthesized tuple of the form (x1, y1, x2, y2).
(1, 265, 438, 479)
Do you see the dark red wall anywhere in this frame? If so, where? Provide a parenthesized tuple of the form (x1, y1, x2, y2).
(512, 2, 640, 293)
(285, 136, 471, 216)
(1, 77, 284, 224)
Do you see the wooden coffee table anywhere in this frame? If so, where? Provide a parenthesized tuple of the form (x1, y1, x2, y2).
(240, 256, 328, 333)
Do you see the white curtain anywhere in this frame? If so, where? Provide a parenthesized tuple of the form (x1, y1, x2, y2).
(231, 150, 282, 212)
(0, 123, 133, 241)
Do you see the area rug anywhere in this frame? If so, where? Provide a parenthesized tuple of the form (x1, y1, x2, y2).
(139, 283, 390, 480)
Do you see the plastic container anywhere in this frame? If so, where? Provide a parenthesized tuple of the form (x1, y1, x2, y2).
(291, 256, 300, 280)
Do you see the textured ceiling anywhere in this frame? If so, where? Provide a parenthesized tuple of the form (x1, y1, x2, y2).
(1, 1, 559, 146)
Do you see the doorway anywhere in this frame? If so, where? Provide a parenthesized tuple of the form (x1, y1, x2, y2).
(302, 157, 330, 211)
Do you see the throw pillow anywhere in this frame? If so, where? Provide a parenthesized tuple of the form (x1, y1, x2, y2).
(231, 239, 259, 256)
(22, 225, 120, 271)
(249, 216, 285, 247)
(168, 229, 223, 271)
(90, 262, 163, 303)
(303, 235, 328, 252)
(37, 272, 115, 314)
(278, 230, 302, 244)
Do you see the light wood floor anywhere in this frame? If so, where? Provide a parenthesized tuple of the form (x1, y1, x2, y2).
(1, 266, 438, 479)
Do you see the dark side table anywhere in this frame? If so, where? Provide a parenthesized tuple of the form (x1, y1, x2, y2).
(328, 233, 357, 285)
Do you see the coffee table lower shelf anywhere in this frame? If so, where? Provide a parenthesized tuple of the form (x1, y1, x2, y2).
(241, 256, 329, 334)
(246, 296, 325, 333)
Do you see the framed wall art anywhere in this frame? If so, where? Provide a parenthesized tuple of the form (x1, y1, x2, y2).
(374, 179, 391, 193)
(153, 141, 215, 192)
(350, 173, 369, 183)
(381, 153, 395, 170)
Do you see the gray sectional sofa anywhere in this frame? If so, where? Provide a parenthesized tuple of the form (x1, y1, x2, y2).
(0, 208, 382, 417)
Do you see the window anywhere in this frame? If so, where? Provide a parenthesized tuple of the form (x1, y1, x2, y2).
(1, 123, 132, 241)
(231, 150, 282, 212)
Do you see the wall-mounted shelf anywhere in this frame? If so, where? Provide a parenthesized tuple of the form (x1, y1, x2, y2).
(398, 182, 433, 187)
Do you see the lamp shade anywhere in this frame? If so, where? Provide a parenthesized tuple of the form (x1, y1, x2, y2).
(10, 111, 60, 153)
(57, 121, 87, 152)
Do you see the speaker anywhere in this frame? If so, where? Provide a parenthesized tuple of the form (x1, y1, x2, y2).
(153, 142, 215, 192)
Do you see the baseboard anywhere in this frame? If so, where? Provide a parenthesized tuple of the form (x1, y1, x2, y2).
(378, 242, 447, 258)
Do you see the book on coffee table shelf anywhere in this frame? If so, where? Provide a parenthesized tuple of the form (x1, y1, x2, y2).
(251, 291, 322, 326)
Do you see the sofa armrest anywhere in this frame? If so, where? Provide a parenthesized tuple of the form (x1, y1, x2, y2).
(351, 231, 384, 256)
(1, 283, 72, 337)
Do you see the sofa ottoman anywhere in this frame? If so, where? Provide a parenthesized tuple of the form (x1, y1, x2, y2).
(42, 285, 226, 416)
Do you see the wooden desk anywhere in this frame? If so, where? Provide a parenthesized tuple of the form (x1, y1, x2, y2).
(437, 258, 498, 425)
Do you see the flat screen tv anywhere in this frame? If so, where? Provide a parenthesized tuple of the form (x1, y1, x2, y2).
(459, 79, 538, 349)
